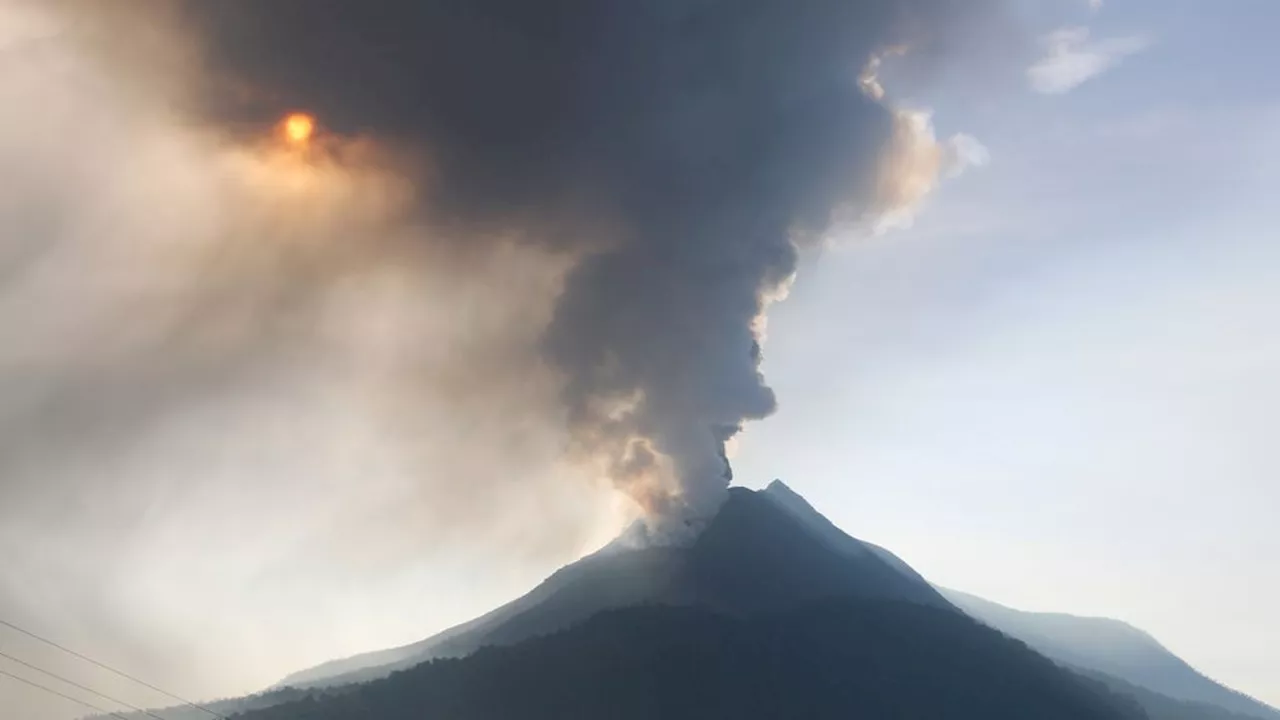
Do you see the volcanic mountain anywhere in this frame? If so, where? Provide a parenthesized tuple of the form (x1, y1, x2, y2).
(108, 482, 1277, 720)
(213, 482, 1142, 720)
(277, 482, 949, 689)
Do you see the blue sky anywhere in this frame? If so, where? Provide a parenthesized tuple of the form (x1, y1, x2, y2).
(737, 0, 1280, 703)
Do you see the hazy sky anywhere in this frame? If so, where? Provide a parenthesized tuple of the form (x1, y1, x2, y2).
(1, 0, 1277, 718)
(738, 0, 1280, 705)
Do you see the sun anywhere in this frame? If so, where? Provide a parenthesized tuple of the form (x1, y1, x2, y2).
(281, 112, 316, 145)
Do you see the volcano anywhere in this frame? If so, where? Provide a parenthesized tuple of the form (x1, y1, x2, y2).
(217, 482, 1146, 720)
(107, 482, 1277, 720)
(277, 481, 950, 689)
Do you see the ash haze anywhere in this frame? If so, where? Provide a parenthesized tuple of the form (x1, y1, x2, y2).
(0, 1, 1275, 719)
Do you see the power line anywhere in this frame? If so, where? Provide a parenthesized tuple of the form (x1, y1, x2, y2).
(0, 666, 132, 720)
(0, 648, 171, 720)
(0, 618, 226, 719)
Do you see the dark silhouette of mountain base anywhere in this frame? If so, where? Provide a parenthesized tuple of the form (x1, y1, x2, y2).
(241, 602, 1148, 720)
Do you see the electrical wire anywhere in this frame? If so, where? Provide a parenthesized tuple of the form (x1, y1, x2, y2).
(0, 648, 171, 720)
(0, 666, 132, 720)
(0, 618, 226, 719)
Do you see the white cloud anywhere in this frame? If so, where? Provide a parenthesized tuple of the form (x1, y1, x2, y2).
(1028, 26, 1149, 95)
(1088, 0, 1103, 12)
(945, 133, 991, 177)
(847, 52, 989, 237)
(853, 110, 990, 235)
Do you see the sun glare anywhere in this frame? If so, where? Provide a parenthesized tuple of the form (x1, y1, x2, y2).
(282, 112, 316, 145)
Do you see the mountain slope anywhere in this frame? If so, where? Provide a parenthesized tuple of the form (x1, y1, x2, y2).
(943, 589, 1280, 720)
(244, 602, 1148, 720)
(276, 545, 692, 687)
(757, 480, 1278, 720)
(761, 479, 934, 587)
(278, 486, 951, 689)
(1083, 669, 1276, 720)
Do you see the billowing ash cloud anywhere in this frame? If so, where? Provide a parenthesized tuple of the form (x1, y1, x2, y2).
(0, 3, 999, 711)
(178, 0, 997, 529)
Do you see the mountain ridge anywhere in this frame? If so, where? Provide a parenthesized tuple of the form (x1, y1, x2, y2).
(942, 588, 1280, 720)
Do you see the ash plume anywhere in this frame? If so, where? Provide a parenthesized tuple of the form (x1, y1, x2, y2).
(177, 0, 999, 530)
(0, 3, 1004, 709)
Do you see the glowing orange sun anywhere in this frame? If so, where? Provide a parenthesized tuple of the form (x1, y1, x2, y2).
(281, 112, 316, 145)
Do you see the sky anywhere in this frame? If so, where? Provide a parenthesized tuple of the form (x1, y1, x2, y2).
(737, 0, 1280, 705)
(1, 0, 1277, 717)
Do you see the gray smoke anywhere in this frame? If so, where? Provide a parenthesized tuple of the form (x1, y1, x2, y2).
(176, 0, 1000, 528)
(0, 4, 1004, 713)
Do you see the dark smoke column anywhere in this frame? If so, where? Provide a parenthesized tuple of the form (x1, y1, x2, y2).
(183, 0, 991, 531)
